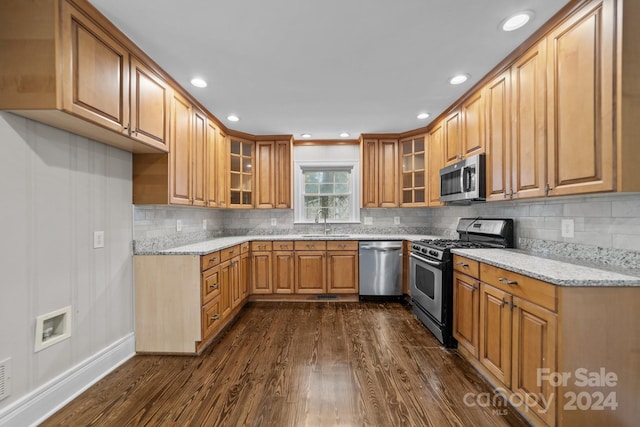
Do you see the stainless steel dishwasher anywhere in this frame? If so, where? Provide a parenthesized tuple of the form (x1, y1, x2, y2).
(358, 241, 403, 296)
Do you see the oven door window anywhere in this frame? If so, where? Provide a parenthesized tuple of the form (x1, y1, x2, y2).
(416, 266, 435, 299)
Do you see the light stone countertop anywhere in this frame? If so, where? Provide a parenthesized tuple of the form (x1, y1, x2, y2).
(135, 234, 442, 256)
(452, 248, 640, 287)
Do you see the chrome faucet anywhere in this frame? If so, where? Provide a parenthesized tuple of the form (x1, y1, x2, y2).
(314, 209, 330, 235)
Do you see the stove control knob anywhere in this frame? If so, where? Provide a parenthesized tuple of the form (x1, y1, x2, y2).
(429, 250, 438, 257)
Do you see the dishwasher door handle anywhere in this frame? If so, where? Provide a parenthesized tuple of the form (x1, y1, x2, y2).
(359, 246, 402, 251)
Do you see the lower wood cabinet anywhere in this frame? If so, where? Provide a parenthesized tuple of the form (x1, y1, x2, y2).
(453, 271, 480, 357)
(273, 250, 295, 294)
(134, 248, 248, 354)
(294, 251, 327, 294)
(326, 241, 359, 294)
(251, 251, 273, 294)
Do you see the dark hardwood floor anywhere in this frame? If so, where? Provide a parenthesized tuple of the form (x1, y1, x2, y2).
(42, 302, 529, 426)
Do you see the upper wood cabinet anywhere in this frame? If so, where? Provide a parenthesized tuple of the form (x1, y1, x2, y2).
(130, 57, 172, 151)
(229, 137, 254, 207)
(255, 139, 292, 209)
(192, 110, 207, 207)
(169, 92, 193, 205)
(0, 0, 168, 153)
(400, 136, 427, 207)
(205, 121, 219, 207)
(461, 89, 486, 159)
(361, 138, 399, 207)
(443, 110, 462, 166)
(427, 122, 445, 206)
(486, 42, 546, 201)
(546, 0, 615, 196)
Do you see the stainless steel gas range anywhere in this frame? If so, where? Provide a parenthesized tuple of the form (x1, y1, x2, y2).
(409, 218, 514, 348)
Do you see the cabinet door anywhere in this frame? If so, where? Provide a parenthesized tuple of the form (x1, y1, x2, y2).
(294, 251, 326, 294)
(511, 41, 547, 199)
(462, 89, 485, 158)
(428, 122, 444, 206)
(192, 110, 207, 207)
(453, 272, 479, 357)
(201, 264, 221, 305)
(479, 283, 512, 386)
(130, 57, 170, 151)
(511, 297, 557, 426)
(255, 141, 275, 208)
(275, 140, 292, 208)
(201, 296, 222, 341)
(61, 1, 129, 134)
(219, 260, 232, 320)
(240, 252, 250, 300)
(170, 92, 192, 205)
(251, 251, 273, 294)
(206, 121, 218, 207)
(273, 251, 294, 294)
(361, 139, 378, 207)
(378, 139, 398, 207)
(444, 109, 462, 165)
(485, 70, 511, 201)
(229, 138, 254, 207)
(231, 256, 242, 309)
(217, 130, 228, 208)
(547, 0, 614, 196)
(400, 137, 426, 207)
(327, 251, 359, 294)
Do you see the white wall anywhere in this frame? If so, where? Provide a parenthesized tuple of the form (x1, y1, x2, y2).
(0, 112, 134, 419)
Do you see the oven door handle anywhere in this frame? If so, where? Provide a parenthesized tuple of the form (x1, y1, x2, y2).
(410, 252, 445, 267)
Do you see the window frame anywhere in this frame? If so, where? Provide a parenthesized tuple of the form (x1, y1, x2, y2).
(293, 160, 360, 224)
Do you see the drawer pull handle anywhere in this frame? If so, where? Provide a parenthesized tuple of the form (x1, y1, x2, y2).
(456, 262, 469, 267)
(229, 250, 235, 254)
(258, 245, 266, 249)
(306, 244, 314, 249)
(209, 282, 219, 290)
(280, 244, 288, 249)
(209, 257, 218, 263)
(210, 314, 220, 321)
(499, 277, 518, 285)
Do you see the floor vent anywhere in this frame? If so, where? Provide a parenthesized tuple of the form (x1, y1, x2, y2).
(0, 357, 10, 401)
(316, 294, 338, 300)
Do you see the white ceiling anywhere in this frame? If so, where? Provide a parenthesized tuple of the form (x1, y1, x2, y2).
(89, 0, 569, 140)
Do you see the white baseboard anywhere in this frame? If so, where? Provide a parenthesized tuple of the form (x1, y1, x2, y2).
(0, 333, 135, 427)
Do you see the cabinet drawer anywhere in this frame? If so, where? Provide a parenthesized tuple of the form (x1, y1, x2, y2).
(327, 240, 358, 251)
(480, 264, 556, 312)
(272, 241, 294, 251)
(453, 255, 479, 278)
(240, 242, 251, 253)
(294, 241, 327, 251)
(251, 241, 273, 251)
(201, 251, 221, 271)
(201, 296, 222, 340)
(220, 245, 241, 262)
(201, 265, 221, 304)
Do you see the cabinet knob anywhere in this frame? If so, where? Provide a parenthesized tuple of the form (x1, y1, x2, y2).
(209, 282, 218, 290)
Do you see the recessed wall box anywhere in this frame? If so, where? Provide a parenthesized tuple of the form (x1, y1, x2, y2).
(34, 306, 72, 352)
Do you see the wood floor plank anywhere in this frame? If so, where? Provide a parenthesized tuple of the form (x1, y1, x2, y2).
(41, 302, 529, 427)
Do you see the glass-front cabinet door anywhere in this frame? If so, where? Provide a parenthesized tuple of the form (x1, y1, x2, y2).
(400, 136, 426, 206)
(229, 138, 254, 207)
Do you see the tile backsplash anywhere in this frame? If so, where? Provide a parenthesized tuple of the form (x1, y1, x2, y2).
(133, 193, 640, 260)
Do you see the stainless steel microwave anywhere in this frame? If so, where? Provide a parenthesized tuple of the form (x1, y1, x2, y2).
(439, 154, 486, 203)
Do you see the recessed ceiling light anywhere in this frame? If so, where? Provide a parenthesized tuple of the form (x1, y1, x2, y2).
(190, 77, 207, 88)
(340, 132, 350, 138)
(501, 12, 532, 32)
(449, 74, 469, 85)
(227, 115, 240, 122)
(301, 133, 312, 138)
(417, 113, 430, 120)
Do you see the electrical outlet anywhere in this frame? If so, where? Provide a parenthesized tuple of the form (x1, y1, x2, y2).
(176, 219, 182, 232)
(364, 217, 373, 225)
(271, 218, 277, 226)
(202, 219, 207, 230)
(561, 219, 574, 238)
(393, 216, 400, 225)
(93, 231, 104, 249)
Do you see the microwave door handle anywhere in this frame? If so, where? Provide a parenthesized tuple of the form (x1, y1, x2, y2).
(463, 168, 472, 192)
(460, 167, 467, 192)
